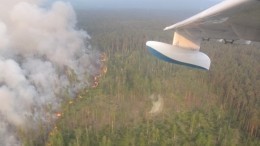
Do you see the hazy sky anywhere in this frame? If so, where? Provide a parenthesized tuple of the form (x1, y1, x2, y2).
(47, 0, 223, 10)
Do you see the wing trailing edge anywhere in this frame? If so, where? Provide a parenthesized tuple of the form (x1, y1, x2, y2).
(164, 0, 248, 31)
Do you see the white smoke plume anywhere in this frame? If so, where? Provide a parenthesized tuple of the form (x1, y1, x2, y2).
(149, 94, 164, 115)
(0, 0, 100, 145)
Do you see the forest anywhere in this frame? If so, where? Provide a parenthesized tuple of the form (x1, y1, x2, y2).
(22, 10, 259, 146)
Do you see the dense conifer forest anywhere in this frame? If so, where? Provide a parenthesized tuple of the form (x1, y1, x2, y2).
(23, 10, 259, 146)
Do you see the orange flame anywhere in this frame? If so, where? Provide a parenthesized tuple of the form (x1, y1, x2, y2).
(56, 112, 62, 118)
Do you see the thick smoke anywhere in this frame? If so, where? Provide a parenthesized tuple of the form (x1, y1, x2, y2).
(0, 0, 100, 145)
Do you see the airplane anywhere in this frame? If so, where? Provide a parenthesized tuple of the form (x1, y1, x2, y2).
(146, 0, 260, 70)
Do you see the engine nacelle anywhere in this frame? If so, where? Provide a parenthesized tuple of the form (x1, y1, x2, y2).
(146, 41, 211, 70)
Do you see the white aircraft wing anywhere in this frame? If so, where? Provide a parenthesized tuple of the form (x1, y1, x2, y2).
(146, 0, 260, 70)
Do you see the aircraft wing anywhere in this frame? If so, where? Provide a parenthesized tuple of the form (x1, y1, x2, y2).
(164, 0, 260, 42)
(146, 0, 260, 70)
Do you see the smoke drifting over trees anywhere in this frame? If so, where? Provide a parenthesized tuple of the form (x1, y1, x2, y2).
(0, 0, 99, 145)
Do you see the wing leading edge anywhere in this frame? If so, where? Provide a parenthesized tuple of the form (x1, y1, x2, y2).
(146, 0, 260, 70)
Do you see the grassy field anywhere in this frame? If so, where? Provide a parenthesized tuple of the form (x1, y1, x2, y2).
(23, 10, 259, 146)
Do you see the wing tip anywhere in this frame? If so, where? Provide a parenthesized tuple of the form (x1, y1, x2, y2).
(164, 27, 171, 31)
(164, 25, 176, 31)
